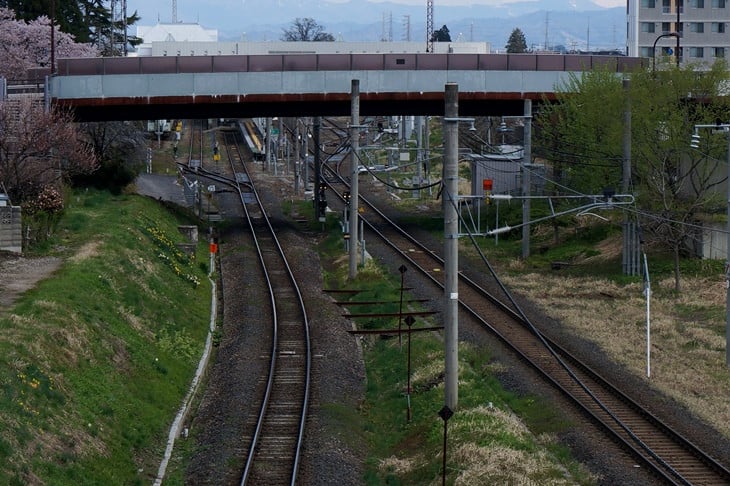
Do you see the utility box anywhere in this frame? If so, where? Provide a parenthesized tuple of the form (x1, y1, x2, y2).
(0, 194, 22, 254)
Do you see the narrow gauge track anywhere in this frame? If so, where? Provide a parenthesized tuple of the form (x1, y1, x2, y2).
(320, 149, 730, 485)
(186, 129, 312, 485)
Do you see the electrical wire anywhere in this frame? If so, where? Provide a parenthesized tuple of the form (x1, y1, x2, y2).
(439, 184, 693, 484)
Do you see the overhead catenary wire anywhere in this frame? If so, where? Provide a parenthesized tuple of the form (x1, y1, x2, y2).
(439, 184, 693, 485)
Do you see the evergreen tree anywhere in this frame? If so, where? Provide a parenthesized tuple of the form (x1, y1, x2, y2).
(431, 25, 451, 42)
(505, 28, 528, 53)
(1, 0, 140, 52)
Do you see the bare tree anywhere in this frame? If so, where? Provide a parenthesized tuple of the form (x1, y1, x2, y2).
(74, 121, 147, 193)
(281, 17, 335, 42)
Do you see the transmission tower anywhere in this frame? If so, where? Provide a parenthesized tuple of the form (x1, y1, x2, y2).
(381, 12, 393, 42)
(402, 15, 411, 41)
(426, 0, 434, 52)
(109, 0, 128, 55)
(172, 0, 177, 23)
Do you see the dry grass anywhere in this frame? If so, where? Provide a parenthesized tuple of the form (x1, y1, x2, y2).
(501, 271, 730, 438)
(68, 241, 101, 262)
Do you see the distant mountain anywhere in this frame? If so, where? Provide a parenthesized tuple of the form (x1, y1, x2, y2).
(162, 0, 625, 52)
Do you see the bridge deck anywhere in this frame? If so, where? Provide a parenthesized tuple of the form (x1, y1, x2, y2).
(49, 54, 644, 121)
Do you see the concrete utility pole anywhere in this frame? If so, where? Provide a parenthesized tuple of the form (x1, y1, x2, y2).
(294, 120, 301, 194)
(443, 83, 459, 410)
(622, 78, 640, 276)
(314, 116, 322, 220)
(521, 99, 532, 259)
(349, 80, 360, 280)
(416, 116, 423, 199)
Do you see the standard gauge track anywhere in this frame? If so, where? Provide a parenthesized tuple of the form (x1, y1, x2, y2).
(187, 119, 204, 169)
(191, 130, 311, 485)
(321, 161, 730, 486)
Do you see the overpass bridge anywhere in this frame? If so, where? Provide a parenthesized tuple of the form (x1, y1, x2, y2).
(48, 53, 644, 122)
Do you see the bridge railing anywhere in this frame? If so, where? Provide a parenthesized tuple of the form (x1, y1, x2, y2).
(56, 53, 645, 77)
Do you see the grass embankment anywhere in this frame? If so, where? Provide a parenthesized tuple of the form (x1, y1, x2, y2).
(400, 198, 730, 440)
(0, 189, 211, 485)
(313, 207, 596, 485)
(495, 222, 730, 439)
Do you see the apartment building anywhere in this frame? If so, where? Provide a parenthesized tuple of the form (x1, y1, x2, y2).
(629, 0, 730, 66)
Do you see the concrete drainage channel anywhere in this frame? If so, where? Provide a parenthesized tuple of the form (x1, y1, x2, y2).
(154, 251, 218, 485)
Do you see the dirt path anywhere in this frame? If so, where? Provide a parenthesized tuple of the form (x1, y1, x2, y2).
(0, 254, 62, 310)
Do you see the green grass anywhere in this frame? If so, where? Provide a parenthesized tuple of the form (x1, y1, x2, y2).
(0, 189, 211, 485)
(320, 241, 594, 485)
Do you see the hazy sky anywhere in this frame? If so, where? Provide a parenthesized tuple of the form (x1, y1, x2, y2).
(367, 0, 625, 8)
(130, 0, 624, 32)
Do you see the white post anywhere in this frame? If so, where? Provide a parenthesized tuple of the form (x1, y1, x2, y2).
(643, 253, 651, 377)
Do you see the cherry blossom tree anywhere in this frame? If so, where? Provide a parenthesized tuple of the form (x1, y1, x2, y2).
(0, 96, 98, 204)
(0, 7, 97, 80)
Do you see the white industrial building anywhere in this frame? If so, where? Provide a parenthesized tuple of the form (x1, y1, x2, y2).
(132, 23, 489, 56)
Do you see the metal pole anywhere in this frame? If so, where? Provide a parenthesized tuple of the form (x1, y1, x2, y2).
(349, 80, 360, 280)
(521, 99, 532, 259)
(726, 132, 730, 367)
(643, 253, 651, 377)
(426, 116, 432, 195)
(265, 117, 271, 171)
(303, 119, 310, 192)
(50, 0, 55, 74)
(622, 78, 639, 276)
(416, 116, 423, 199)
(294, 120, 301, 194)
(443, 83, 459, 410)
(676, 1, 681, 68)
(314, 116, 322, 218)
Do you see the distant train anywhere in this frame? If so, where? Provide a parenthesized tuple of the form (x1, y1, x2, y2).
(147, 119, 172, 134)
(238, 119, 265, 160)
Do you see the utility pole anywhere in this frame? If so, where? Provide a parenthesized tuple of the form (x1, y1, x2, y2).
(349, 80, 360, 279)
(294, 120, 301, 194)
(622, 78, 640, 276)
(50, 0, 55, 73)
(521, 99, 532, 259)
(416, 116, 423, 199)
(443, 83, 459, 410)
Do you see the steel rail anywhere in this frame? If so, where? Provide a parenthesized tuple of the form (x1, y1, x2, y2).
(319, 157, 730, 485)
(189, 129, 311, 485)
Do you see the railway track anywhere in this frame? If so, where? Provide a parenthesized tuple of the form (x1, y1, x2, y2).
(318, 144, 730, 485)
(184, 129, 311, 485)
